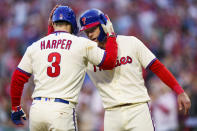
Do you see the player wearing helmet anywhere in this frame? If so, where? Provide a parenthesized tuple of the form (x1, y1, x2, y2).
(77, 9, 191, 131)
(10, 6, 117, 131)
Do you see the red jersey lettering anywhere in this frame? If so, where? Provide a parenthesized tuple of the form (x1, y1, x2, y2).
(66, 40, 72, 50)
(46, 40, 51, 49)
(61, 39, 66, 49)
(52, 40, 57, 49)
(41, 41, 45, 50)
(56, 40, 62, 48)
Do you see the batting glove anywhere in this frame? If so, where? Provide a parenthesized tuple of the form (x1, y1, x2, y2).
(48, 4, 61, 26)
(11, 105, 26, 125)
(101, 15, 116, 37)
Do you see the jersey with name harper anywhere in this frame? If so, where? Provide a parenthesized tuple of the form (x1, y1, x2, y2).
(18, 31, 106, 103)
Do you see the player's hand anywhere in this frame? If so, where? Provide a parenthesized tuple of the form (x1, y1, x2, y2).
(47, 5, 61, 35)
(177, 92, 191, 115)
(48, 4, 61, 26)
(101, 15, 116, 37)
(11, 105, 26, 125)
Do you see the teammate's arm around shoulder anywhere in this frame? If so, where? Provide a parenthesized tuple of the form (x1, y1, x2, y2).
(98, 15, 117, 70)
(85, 36, 117, 70)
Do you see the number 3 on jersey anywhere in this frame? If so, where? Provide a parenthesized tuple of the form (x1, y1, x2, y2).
(47, 52, 61, 77)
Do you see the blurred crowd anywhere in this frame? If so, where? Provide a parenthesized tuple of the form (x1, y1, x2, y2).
(0, 0, 197, 131)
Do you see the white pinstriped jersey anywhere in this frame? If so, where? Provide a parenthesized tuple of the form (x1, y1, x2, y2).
(87, 35, 156, 109)
(18, 31, 105, 103)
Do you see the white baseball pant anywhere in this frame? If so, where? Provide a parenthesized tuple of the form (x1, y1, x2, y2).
(104, 102, 154, 131)
(29, 97, 78, 131)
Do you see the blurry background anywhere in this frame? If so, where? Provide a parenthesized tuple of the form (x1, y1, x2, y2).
(0, 0, 197, 131)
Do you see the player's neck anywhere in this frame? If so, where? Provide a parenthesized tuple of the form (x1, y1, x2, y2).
(98, 41, 106, 49)
(54, 26, 71, 33)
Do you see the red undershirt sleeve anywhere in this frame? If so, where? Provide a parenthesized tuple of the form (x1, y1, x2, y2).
(47, 25, 54, 35)
(10, 68, 31, 107)
(99, 36, 118, 70)
(149, 59, 184, 95)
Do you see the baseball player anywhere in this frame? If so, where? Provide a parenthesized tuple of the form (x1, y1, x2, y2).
(10, 6, 117, 131)
(76, 9, 190, 131)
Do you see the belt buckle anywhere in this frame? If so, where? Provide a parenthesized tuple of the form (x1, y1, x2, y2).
(45, 98, 50, 101)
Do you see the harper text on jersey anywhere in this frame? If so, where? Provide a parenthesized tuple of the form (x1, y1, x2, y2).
(40, 39, 72, 50)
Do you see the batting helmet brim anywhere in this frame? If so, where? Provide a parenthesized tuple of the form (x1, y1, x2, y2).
(80, 21, 100, 31)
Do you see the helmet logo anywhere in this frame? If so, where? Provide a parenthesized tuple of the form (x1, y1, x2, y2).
(82, 17, 86, 25)
(60, 14, 63, 20)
